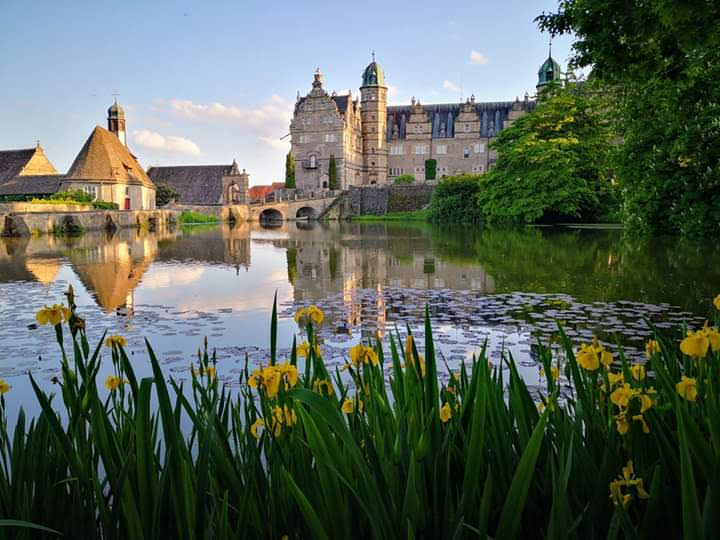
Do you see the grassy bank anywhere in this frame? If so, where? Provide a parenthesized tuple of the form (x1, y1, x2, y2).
(352, 208, 429, 222)
(179, 210, 219, 225)
(1, 289, 719, 538)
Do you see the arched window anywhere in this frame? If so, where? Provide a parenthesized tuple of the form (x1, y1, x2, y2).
(309, 155, 317, 168)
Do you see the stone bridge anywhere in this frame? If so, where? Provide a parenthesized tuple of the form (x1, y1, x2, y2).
(248, 193, 339, 223)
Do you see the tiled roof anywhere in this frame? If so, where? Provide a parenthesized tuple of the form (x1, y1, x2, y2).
(0, 174, 63, 196)
(0, 148, 36, 184)
(249, 183, 284, 200)
(146, 165, 234, 204)
(65, 126, 155, 188)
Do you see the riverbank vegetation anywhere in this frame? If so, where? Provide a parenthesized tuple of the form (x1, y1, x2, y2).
(0, 288, 719, 537)
(179, 210, 219, 225)
(352, 208, 429, 222)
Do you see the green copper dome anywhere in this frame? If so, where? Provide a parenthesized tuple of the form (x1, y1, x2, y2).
(362, 61, 385, 87)
(537, 55, 562, 86)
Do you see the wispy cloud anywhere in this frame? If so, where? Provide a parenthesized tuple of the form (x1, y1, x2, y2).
(132, 129, 201, 155)
(443, 80, 461, 92)
(469, 50, 489, 65)
(168, 95, 293, 131)
(258, 136, 290, 151)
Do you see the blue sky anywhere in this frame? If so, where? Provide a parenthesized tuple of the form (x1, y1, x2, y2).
(0, 0, 573, 185)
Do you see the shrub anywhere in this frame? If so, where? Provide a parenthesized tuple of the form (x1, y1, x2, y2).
(427, 174, 484, 224)
(393, 174, 415, 185)
(92, 201, 119, 210)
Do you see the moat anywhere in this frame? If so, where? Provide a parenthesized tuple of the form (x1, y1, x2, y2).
(1, 222, 719, 413)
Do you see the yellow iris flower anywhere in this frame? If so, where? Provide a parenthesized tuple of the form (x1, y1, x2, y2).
(630, 363, 646, 381)
(342, 399, 354, 414)
(439, 402, 452, 423)
(349, 343, 378, 368)
(0, 379, 10, 394)
(645, 339, 661, 358)
(714, 294, 720, 311)
(680, 332, 709, 358)
(36, 304, 71, 326)
(105, 375, 127, 391)
(104, 335, 127, 348)
(676, 375, 697, 401)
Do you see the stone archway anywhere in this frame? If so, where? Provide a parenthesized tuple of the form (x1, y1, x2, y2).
(259, 208, 284, 228)
(295, 206, 317, 220)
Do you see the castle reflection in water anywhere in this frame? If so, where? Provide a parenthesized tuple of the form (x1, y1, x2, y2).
(0, 222, 495, 338)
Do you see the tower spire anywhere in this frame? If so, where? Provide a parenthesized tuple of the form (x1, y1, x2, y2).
(372, 49, 375, 62)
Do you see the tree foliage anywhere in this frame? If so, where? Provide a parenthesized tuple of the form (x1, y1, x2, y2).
(155, 183, 179, 207)
(427, 175, 484, 225)
(537, 0, 720, 236)
(476, 82, 615, 223)
(328, 154, 337, 190)
(285, 152, 296, 189)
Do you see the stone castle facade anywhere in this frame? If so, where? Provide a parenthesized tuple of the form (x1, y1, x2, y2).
(289, 55, 555, 191)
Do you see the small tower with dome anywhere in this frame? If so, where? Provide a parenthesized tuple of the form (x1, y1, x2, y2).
(360, 52, 388, 184)
(107, 97, 127, 147)
(536, 44, 562, 95)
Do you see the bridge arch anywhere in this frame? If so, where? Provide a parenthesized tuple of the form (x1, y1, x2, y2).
(295, 206, 317, 220)
(259, 208, 284, 227)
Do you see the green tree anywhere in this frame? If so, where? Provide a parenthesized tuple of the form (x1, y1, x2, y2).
(285, 152, 296, 189)
(155, 182, 179, 207)
(476, 82, 615, 224)
(427, 174, 484, 225)
(328, 154, 338, 190)
(537, 1, 720, 236)
(424, 159, 437, 180)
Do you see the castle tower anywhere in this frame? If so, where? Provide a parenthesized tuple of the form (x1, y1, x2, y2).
(360, 54, 388, 184)
(536, 44, 562, 96)
(107, 98, 127, 146)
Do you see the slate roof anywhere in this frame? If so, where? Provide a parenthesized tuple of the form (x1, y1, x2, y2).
(387, 100, 537, 140)
(65, 126, 155, 188)
(0, 174, 63, 196)
(0, 149, 37, 184)
(146, 165, 235, 204)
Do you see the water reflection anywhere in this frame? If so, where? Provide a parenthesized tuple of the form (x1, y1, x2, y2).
(0, 222, 718, 403)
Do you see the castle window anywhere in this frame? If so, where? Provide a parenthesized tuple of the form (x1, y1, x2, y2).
(390, 145, 403, 155)
(324, 133, 336, 143)
(474, 143, 484, 153)
(463, 147, 470, 158)
(414, 124, 422, 133)
(464, 123, 471, 132)
(414, 145, 427, 155)
(309, 155, 317, 168)
(371, 148, 375, 154)
(436, 144, 447, 155)
(82, 185, 98, 200)
(371, 114, 375, 120)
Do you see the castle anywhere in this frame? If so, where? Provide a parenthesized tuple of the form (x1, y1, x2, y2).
(289, 52, 561, 190)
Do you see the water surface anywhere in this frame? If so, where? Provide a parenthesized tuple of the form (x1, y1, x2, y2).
(1, 222, 718, 413)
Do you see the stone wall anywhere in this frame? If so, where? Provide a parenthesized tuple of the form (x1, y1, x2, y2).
(171, 204, 250, 222)
(0, 209, 181, 237)
(346, 184, 434, 216)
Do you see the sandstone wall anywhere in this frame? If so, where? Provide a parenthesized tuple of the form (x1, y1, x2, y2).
(0, 209, 181, 237)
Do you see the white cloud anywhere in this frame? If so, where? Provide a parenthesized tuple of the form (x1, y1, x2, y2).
(132, 130, 201, 156)
(168, 95, 293, 131)
(469, 50, 489, 65)
(443, 80, 461, 92)
(258, 136, 291, 151)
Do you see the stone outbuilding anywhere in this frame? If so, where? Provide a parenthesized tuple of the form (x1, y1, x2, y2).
(147, 162, 249, 205)
(60, 126, 156, 210)
(0, 144, 63, 200)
